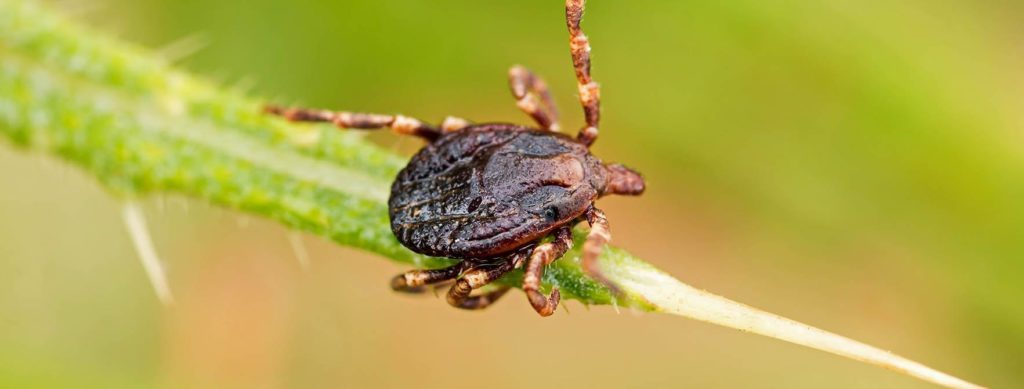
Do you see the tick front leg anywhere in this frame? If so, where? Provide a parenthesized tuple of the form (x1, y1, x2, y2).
(523, 226, 574, 317)
(508, 65, 561, 131)
(446, 255, 520, 310)
(582, 206, 621, 295)
(566, 0, 601, 147)
(264, 105, 442, 142)
(390, 261, 469, 293)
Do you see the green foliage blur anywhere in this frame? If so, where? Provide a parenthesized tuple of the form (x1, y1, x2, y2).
(1, 0, 1021, 387)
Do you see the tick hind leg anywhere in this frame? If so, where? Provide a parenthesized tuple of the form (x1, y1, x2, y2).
(446, 250, 526, 310)
(565, 0, 601, 146)
(508, 65, 560, 131)
(581, 205, 621, 295)
(390, 261, 469, 293)
(265, 105, 470, 142)
(523, 226, 574, 316)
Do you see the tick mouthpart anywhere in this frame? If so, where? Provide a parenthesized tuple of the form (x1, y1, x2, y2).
(603, 163, 645, 196)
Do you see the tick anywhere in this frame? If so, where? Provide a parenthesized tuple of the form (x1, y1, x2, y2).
(266, 0, 644, 317)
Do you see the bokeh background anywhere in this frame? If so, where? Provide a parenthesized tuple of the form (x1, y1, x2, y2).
(2, 0, 1022, 387)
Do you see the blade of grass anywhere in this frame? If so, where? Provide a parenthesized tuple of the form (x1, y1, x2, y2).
(0, 1, 983, 387)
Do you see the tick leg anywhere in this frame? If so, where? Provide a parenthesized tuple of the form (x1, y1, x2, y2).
(446, 255, 520, 310)
(264, 105, 442, 142)
(566, 0, 601, 147)
(582, 206, 621, 295)
(447, 284, 512, 310)
(390, 261, 469, 293)
(523, 226, 574, 317)
(440, 116, 472, 133)
(508, 65, 561, 131)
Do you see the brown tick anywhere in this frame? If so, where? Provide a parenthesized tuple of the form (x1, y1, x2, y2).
(266, 0, 644, 317)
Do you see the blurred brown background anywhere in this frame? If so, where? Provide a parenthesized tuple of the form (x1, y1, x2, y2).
(2, 0, 1022, 387)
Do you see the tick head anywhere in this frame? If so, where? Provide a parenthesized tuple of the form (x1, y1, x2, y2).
(600, 163, 645, 197)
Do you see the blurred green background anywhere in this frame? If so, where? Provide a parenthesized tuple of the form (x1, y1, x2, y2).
(2, 0, 1022, 387)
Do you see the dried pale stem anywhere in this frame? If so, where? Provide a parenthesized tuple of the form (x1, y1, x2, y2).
(611, 260, 984, 389)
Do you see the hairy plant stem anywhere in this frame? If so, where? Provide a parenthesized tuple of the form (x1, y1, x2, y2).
(0, 2, 982, 388)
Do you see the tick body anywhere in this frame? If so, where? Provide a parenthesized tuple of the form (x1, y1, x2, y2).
(266, 0, 644, 317)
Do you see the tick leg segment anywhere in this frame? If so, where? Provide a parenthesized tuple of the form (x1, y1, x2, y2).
(566, 0, 601, 147)
(447, 284, 512, 310)
(508, 65, 561, 131)
(264, 105, 442, 142)
(441, 116, 472, 133)
(446, 253, 522, 310)
(582, 206, 621, 295)
(523, 226, 574, 317)
(390, 261, 469, 293)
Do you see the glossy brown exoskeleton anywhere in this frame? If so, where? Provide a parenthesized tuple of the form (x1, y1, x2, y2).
(266, 0, 644, 316)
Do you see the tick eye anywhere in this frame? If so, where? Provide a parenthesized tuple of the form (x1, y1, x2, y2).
(543, 207, 559, 221)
